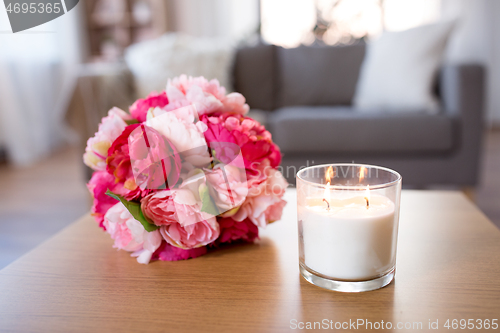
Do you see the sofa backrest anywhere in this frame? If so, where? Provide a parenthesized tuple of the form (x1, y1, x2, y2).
(232, 43, 366, 110)
(276, 43, 366, 108)
(232, 43, 277, 111)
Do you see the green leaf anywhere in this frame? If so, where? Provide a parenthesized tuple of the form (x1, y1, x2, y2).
(211, 149, 223, 165)
(198, 184, 221, 216)
(125, 119, 139, 125)
(105, 190, 158, 232)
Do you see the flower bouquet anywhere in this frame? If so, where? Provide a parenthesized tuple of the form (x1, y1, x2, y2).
(84, 75, 288, 264)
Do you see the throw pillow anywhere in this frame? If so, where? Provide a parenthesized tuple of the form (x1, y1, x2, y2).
(353, 21, 455, 113)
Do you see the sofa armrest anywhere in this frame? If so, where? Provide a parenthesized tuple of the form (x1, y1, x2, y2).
(440, 64, 485, 118)
(439, 64, 485, 184)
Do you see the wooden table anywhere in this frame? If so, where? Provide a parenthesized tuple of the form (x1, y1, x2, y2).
(1, 190, 500, 332)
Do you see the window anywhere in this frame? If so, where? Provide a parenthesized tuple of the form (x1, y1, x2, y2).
(261, 0, 441, 48)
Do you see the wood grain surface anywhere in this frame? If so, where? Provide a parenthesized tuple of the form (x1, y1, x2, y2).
(1, 190, 499, 332)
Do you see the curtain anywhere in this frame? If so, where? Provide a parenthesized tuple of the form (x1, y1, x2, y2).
(0, 3, 87, 165)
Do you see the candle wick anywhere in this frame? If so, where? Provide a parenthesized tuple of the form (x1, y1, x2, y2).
(364, 197, 370, 209)
(323, 198, 330, 211)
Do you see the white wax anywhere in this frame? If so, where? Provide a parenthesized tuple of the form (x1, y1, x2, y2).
(298, 195, 396, 280)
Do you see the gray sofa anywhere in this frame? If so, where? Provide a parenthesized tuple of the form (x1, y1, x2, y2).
(69, 42, 485, 188)
(233, 43, 485, 187)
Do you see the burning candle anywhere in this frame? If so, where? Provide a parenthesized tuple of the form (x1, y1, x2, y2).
(297, 164, 402, 292)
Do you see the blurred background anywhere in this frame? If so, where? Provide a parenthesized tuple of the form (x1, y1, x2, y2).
(1, 0, 499, 269)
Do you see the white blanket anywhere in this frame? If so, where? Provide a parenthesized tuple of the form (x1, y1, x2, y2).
(125, 33, 236, 98)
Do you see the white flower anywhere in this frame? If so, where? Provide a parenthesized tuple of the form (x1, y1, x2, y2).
(145, 105, 212, 167)
(83, 107, 132, 170)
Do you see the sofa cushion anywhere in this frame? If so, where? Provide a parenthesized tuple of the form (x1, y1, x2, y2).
(269, 106, 456, 154)
(233, 43, 276, 111)
(277, 44, 366, 107)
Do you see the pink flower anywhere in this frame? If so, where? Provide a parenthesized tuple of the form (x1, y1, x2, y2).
(106, 125, 151, 200)
(224, 92, 250, 116)
(233, 167, 288, 228)
(246, 159, 270, 193)
(204, 164, 248, 211)
(87, 170, 123, 229)
(217, 217, 259, 244)
(103, 203, 141, 252)
(107, 124, 139, 183)
(104, 202, 162, 264)
(128, 124, 182, 190)
(129, 91, 169, 123)
(152, 242, 208, 261)
(248, 166, 288, 198)
(145, 105, 211, 167)
(157, 189, 220, 249)
(265, 199, 287, 222)
(202, 113, 282, 176)
(84, 75, 290, 264)
(84, 107, 132, 171)
(233, 196, 287, 228)
(106, 124, 153, 200)
(167, 75, 249, 116)
(141, 191, 177, 226)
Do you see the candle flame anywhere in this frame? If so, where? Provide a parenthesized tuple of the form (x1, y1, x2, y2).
(325, 166, 334, 183)
(364, 184, 370, 209)
(359, 166, 367, 182)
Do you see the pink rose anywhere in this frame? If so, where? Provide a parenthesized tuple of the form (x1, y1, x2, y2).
(104, 203, 162, 264)
(128, 124, 182, 190)
(233, 196, 287, 228)
(129, 91, 169, 122)
(217, 217, 259, 244)
(224, 92, 249, 115)
(265, 199, 287, 222)
(202, 113, 282, 176)
(84, 107, 132, 171)
(248, 166, 288, 198)
(158, 189, 220, 249)
(204, 164, 248, 212)
(233, 167, 288, 228)
(141, 191, 176, 226)
(145, 105, 212, 167)
(103, 204, 141, 252)
(246, 159, 270, 193)
(87, 170, 130, 229)
(106, 123, 152, 201)
(152, 242, 208, 261)
(107, 124, 139, 183)
(167, 75, 249, 116)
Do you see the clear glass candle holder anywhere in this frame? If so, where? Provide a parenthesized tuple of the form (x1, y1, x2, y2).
(297, 164, 402, 292)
